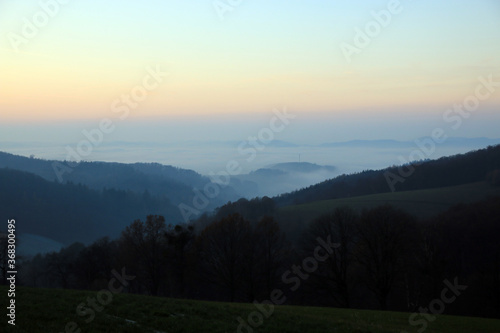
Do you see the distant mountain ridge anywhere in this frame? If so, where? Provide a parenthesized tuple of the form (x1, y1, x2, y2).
(318, 137, 500, 148)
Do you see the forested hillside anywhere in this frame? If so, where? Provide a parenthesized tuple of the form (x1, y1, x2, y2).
(0, 152, 239, 209)
(0, 168, 181, 245)
(275, 144, 500, 206)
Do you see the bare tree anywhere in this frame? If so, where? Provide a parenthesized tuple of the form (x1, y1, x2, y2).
(74, 237, 117, 289)
(119, 215, 168, 296)
(354, 205, 417, 310)
(253, 216, 290, 299)
(46, 242, 85, 289)
(198, 213, 253, 302)
(165, 224, 194, 297)
(302, 206, 357, 308)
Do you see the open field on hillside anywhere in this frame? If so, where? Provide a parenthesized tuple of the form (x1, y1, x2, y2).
(1, 286, 500, 333)
(279, 182, 500, 221)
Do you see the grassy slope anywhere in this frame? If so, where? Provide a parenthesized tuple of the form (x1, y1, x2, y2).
(279, 181, 500, 220)
(1, 286, 500, 333)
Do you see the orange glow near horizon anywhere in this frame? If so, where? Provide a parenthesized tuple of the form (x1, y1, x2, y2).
(1, 1, 499, 122)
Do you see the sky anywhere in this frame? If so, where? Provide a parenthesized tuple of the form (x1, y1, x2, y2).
(0, 0, 499, 170)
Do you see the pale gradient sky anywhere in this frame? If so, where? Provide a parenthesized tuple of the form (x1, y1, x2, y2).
(0, 0, 499, 147)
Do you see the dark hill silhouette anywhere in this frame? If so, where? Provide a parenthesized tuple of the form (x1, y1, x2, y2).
(0, 168, 181, 248)
(275, 144, 500, 206)
(0, 151, 238, 209)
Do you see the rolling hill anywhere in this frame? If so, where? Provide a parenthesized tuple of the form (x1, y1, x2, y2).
(275, 144, 500, 206)
(0, 168, 181, 251)
(279, 181, 500, 221)
(0, 151, 239, 211)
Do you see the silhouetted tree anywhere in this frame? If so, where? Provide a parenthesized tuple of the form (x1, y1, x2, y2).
(354, 205, 417, 310)
(165, 224, 194, 297)
(46, 242, 85, 289)
(198, 213, 253, 302)
(74, 237, 117, 289)
(119, 215, 168, 296)
(253, 216, 290, 299)
(303, 206, 358, 308)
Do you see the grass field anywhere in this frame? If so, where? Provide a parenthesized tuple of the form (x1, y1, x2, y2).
(279, 181, 500, 221)
(1, 286, 500, 333)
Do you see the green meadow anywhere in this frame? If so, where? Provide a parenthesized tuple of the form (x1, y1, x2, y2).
(2, 286, 500, 333)
(279, 181, 500, 221)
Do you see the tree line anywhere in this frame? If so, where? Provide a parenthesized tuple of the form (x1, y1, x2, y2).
(8, 195, 500, 319)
